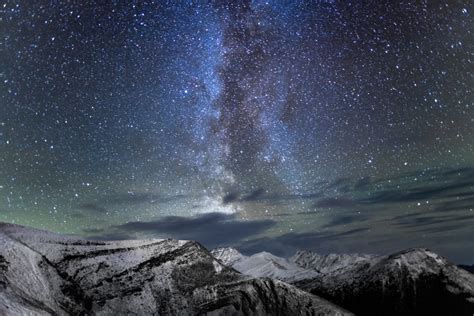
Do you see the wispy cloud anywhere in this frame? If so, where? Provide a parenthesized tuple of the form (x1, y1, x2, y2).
(237, 227, 371, 257)
(75, 192, 188, 213)
(86, 212, 275, 249)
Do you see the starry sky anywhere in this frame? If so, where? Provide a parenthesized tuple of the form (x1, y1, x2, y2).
(1, 1, 473, 263)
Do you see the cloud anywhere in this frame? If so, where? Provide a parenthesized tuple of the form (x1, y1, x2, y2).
(362, 167, 474, 204)
(359, 181, 474, 204)
(222, 188, 266, 205)
(88, 212, 275, 249)
(354, 176, 372, 190)
(222, 192, 240, 204)
(82, 228, 104, 233)
(310, 167, 474, 212)
(102, 192, 188, 206)
(394, 214, 474, 230)
(237, 227, 371, 257)
(77, 203, 107, 213)
(313, 197, 356, 208)
(322, 214, 369, 227)
(415, 224, 471, 234)
(242, 188, 266, 201)
(433, 196, 474, 212)
(326, 177, 352, 190)
(83, 166, 474, 263)
(75, 192, 188, 213)
(222, 188, 323, 206)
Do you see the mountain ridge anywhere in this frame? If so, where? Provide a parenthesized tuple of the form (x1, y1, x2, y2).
(294, 247, 474, 315)
(211, 247, 319, 282)
(0, 222, 351, 315)
(213, 246, 474, 316)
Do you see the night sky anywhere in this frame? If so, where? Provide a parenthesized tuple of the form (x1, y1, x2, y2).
(1, 1, 473, 263)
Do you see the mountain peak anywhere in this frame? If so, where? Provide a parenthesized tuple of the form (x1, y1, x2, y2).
(211, 246, 246, 266)
(294, 248, 474, 316)
(216, 246, 474, 315)
(290, 249, 377, 274)
(380, 247, 449, 275)
(212, 248, 320, 282)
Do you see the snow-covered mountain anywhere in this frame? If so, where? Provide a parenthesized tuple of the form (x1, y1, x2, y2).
(290, 250, 377, 274)
(214, 247, 474, 315)
(211, 247, 245, 266)
(211, 247, 318, 282)
(295, 248, 474, 316)
(0, 223, 351, 315)
(2, 222, 472, 315)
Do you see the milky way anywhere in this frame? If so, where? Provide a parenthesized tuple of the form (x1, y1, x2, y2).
(1, 1, 473, 262)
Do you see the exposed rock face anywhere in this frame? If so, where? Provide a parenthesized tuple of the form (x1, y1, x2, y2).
(290, 250, 376, 274)
(211, 247, 318, 283)
(0, 223, 351, 315)
(294, 248, 474, 316)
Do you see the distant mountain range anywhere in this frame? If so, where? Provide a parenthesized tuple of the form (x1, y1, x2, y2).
(213, 247, 474, 316)
(1, 222, 473, 315)
(211, 247, 319, 282)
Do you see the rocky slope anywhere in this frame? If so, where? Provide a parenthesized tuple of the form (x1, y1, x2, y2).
(0, 223, 351, 315)
(210, 247, 245, 267)
(211, 247, 318, 282)
(290, 250, 376, 274)
(294, 248, 474, 316)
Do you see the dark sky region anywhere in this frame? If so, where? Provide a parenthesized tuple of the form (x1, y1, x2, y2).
(1, 1, 473, 263)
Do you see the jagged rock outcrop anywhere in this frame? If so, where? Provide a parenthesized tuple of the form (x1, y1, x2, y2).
(0, 223, 351, 315)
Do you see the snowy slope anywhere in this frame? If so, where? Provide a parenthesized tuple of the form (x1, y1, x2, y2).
(212, 247, 319, 282)
(211, 247, 246, 266)
(0, 223, 351, 315)
(290, 250, 376, 274)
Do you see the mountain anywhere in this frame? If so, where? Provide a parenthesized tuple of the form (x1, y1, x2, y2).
(290, 250, 377, 274)
(211, 247, 245, 267)
(294, 248, 474, 316)
(0, 223, 351, 315)
(213, 247, 474, 316)
(212, 247, 318, 283)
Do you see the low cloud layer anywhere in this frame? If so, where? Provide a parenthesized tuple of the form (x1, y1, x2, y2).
(86, 212, 275, 249)
(82, 166, 474, 263)
(75, 192, 188, 214)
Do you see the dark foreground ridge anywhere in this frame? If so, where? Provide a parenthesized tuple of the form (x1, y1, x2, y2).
(0, 222, 350, 315)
